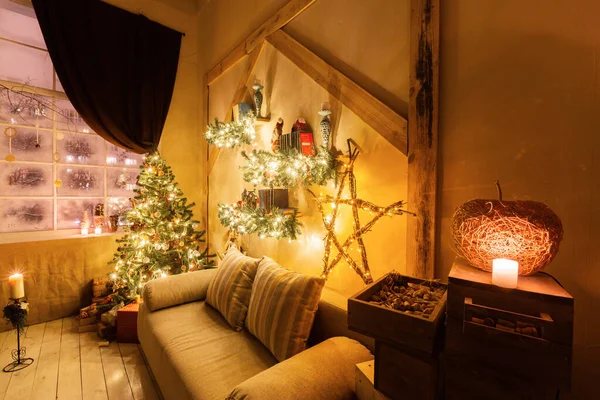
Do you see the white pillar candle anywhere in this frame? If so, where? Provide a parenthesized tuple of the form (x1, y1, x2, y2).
(8, 273, 25, 299)
(81, 227, 89, 236)
(492, 258, 519, 288)
(94, 226, 102, 235)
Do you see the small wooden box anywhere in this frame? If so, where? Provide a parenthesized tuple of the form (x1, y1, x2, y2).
(258, 188, 289, 213)
(375, 341, 442, 400)
(446, 258, 573, 389)
(117, 302, 140, 343)
(348, 273, 447, 355)
(356, 360, 391, 400)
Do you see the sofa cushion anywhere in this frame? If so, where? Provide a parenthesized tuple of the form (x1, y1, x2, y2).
(206, 245, 261, 330)
(138, 300, 277, 400)
(246, 257, 325, 361)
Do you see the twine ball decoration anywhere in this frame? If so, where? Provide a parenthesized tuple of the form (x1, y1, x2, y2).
(452, 182, 563, 276)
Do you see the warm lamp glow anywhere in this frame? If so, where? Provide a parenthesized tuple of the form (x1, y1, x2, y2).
(81, 227, 89, 236)
(8, 273, 25, 299)
(94, 226, 102, 235)
(492, 258, 518, 288)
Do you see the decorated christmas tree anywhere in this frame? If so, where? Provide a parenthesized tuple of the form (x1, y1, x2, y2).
(109, 153, 213, 302)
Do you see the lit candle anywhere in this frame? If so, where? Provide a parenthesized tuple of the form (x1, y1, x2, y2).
(8, 273, 25, 299)
(94, 226, 102, 235)
(492, 258, 519, 288)
(81, 227, 89, 236)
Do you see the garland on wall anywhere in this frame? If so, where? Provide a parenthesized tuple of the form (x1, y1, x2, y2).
(218, 203, 302, 240)
(204, 112, 256, 149)
(240, 146, 337, 187)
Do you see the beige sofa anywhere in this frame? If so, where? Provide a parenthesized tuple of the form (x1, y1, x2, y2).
(139, 268, 374, 400)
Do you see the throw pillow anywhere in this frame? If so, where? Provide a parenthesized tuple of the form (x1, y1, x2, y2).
(246, 257, 325, 361)
(206, 245, 261, 331)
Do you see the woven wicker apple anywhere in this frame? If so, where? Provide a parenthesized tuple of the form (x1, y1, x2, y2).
(452, 182, 563, 275)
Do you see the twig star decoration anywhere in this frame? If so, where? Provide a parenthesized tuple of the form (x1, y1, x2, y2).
(309, 141, 414, 284)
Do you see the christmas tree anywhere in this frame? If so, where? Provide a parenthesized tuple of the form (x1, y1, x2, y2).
(109, 153, 213, 302)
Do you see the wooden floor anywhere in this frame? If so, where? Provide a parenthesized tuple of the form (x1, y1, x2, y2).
(0, 317, 160, 400)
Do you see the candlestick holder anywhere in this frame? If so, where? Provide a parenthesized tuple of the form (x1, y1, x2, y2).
(2, 298, 34, 373)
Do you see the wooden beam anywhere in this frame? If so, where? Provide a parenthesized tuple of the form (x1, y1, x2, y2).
(267, 30, 408, 155)
(406, 0, 440, 279)
(0, 79, 68, 100)
(207, 42, 265, 174)
(206, 0, 316, 84)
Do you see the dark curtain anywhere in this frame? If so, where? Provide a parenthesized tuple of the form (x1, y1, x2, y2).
(31, 0, 182, 154)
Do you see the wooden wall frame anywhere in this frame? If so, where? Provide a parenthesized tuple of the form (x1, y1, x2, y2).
(204, 0, 439, 279)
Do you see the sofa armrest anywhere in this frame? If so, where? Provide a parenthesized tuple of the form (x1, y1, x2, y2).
(142, 268, 217, 312)
(227, 336, 373, 400)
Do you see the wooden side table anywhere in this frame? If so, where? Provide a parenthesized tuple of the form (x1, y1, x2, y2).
(117, 301, 140, 343)
(356, 361, 391, 400)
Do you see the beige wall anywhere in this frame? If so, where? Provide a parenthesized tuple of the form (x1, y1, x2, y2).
(0, 235, 120, 331)
(200, 0, 410, 297)
(199, 0, 600, 396)
(438, 1, 600, 397)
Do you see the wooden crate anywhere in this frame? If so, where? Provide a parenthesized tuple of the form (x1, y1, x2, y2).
(117, 302, 140, 343)
(446, 258, 573, 389)
(375, 341, 442, 400)
(348, 273, 447, 355)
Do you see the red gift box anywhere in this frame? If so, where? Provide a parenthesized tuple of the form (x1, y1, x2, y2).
(117, 301, 140, 343)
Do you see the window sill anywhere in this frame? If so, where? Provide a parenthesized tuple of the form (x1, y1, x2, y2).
(0, 230, 124, 245)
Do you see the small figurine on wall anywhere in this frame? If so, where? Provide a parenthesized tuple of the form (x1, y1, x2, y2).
(318, 103, 332, 149)
(271, 118, 284, 152)
(252, 80, 264, 118)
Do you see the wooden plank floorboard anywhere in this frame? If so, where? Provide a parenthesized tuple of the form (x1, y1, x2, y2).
(80, 331, 108, 400)
(100, 341, 133, 400)
(57, 317, 82, 400)
(1, 319, 157, 400)
(0, 329, 13, 398)
(4, 323, 46, 400)
(31, 318, 63, 400)
(119, 343, 159, 400)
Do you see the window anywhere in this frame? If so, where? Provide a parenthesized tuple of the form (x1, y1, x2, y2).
(0, 3, 140, 235)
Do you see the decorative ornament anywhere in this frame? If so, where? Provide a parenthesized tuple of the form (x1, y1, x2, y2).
(2, 299, 34, 372)
(204, 112, 256, 149)
(241, 147, 337, 188)
(94, 203, 105, 228)
(252, 82, 264, 118)
(80, 210, 90, 230)
(53, 179, 63, 188)
(309, 141, 413, 284)
(318, 107, 332, 149)
(271, 118, 284, 152)
(452, 181, 563, 275)
(4, 126, 17, 162)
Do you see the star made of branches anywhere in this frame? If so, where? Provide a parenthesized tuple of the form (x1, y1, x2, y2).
(309, 142, 414, 284)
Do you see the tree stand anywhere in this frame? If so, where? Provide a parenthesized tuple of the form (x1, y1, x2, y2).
(3, 298, 34, 373)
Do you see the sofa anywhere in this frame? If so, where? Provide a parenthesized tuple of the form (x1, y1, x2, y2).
(138, 254, 374, 400)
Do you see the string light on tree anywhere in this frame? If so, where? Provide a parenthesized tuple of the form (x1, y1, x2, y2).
(108, 152, 214, 303)
(309, 141, 415, 284)
(204, 112, 256, 149)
